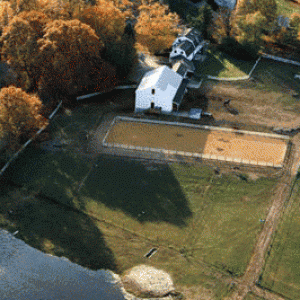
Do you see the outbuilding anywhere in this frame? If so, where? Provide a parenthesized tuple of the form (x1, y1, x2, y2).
(135, 65, 188, 113)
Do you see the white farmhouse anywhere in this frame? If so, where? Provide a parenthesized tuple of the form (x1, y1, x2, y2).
(169, 27, 208, 65)
(135, 65, 189, 113)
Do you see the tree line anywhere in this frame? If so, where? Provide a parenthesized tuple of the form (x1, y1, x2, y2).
(167, 0, 300, 59)
(0, 0, 299, 152)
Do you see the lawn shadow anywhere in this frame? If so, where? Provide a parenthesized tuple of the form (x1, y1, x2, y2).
(0, 182, 118, 271)
(195, 51, 225, 78)
(81, 156, 193, 227)
(5, 147, 93, 208)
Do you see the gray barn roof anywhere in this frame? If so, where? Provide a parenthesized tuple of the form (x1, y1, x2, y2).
(173, 78, 189, 106)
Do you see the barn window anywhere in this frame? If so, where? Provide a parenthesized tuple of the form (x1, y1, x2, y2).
(151, 88, 155, 95)
(151, 101, 155, 109)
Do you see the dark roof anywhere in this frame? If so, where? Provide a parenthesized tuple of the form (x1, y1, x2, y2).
(172, 61, 189, 77)
(183, 28, 203, 45)
(176, 41, 195, 57)
(173, 78, 189, 106)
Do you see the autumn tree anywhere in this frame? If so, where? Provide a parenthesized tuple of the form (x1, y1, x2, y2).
(75, 0, 128, 44)
(36, 0, 72, 20)
(211, 7, 236, 43)
(37, 19, 117, 100)
(102, 26, 137, 80)
(75, 0, 136, 79)
(0, 11, 50, 92)
(0, 1, 14, 29)
(235, 0, 278, 43)
(9, 0, 40, 14)
(135, 1, 180, 54)
(0, 86, 48, 150)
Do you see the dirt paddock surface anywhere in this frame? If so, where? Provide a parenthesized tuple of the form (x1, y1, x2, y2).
(103, 118, 289, 168)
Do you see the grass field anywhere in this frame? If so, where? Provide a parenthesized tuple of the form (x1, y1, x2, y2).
(260, 179, 300, 299)
(195, 49, 254, 79)
(232, 57, 300, 113)
(276, 0, 300, 17)
(0, 103, 280, 300)
(251, 58, 300, 95)
(105, 119, 288, 166)
(244, 292, 265, 300)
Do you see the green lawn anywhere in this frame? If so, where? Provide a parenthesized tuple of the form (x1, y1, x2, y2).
(251, 58, 300, 94)
(195, 49, 254, 79)
(232, 57, 300, 112)
(0, 104, 279, 298)
(276, 0, 300, 17)
(260, 179, 300, 300)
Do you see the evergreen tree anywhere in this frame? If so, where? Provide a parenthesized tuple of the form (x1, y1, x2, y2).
(187, 4, 213, 40)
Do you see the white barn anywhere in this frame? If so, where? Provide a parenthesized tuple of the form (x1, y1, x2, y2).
(169, 27, 208, 65)
(135, 65, 189, 113)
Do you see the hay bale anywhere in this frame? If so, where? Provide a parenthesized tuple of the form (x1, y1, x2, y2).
(122, 265, 175, 298)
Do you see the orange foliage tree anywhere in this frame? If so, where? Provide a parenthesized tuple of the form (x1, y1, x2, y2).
(0, 2, 14, 30)
(272, 13, 300, 51)
(0, 86, 48, 149)
(0, 11, 50, 91)
(134, 0, 180, 54)
(37, 19, 117, 99)
(234, 0, 277, 43)
(9, 0, 40, 14)
(75, 0, 137, 79)
(75, 0, 128, 44)
(36, 0, 72, 20)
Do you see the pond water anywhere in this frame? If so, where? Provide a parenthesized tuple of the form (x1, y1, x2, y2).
(0, 229, 126, 300)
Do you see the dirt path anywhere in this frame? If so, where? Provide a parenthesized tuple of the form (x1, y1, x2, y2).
(252, 286, 285, 300)
(225, 133, 300, 300)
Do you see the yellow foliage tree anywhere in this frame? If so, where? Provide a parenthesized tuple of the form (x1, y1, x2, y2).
(0, 86, 48, 149)
(75, 0, 137, 79)
(36, 0, 72, 20)
(75, 0, 127, 44)
(0, 12, 49, 91)
(0, 2, 14, 30)
(235, 0, 277, 43)
(135, 1, 180, 54)
(9, 0, 40, 14)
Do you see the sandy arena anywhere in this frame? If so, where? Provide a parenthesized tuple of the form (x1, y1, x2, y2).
(103, 118, 289, 167)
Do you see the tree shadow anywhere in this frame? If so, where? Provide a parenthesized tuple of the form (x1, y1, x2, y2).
(195, 49, 254, 78)
(0, 181, 118, 272)
(5, 146, 193, 228)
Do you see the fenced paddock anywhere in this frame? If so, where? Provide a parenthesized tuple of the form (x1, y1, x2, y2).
(102, 117, 290, 168)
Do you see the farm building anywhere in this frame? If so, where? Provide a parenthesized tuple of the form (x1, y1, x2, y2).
(171, 59, 195, 78)
(169, 27, 208, 65)
(135, 65, 189, 113)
